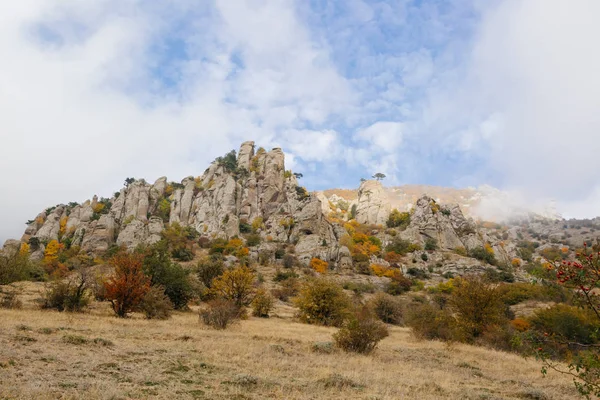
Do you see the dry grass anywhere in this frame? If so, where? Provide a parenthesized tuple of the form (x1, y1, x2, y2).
(0, 282, 579, 400)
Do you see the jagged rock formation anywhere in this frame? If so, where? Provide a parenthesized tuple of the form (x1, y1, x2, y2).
(355, 180, 391, 225)
(17, 142, 342, 266)
(401, 196, 480, 250)
(11, 140, 536, 272)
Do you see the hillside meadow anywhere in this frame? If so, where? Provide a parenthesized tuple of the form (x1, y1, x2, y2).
(0, 282, 578, 400)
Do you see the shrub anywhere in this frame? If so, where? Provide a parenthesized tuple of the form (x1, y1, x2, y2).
(342, 281, 376, 295)
(448, 276, 507, 340)
(103, 253, 150, 318)
(295, 278, 351, 327)
(271, 278, 299, 302)
(310, 258, 328, 274)
(370, 292, 404, 325)
(511, 318, 531, 332)
(0, 251, 43, 284)
(484, 267, 515, 283)
(386, 209, 410, 230)
(0, 286, 23, 309)
(424, 237, 438, 251)
(454, 247, 468, 256)
(172, 247, 194, 261)
(143, 242, 194, 309)
(334, 306, 389, 354)
(405, 303, 457, 341)
(42, 270, 90, 312)
(469, 246, 497, 265)
(273, 269, 298, 282)
(197, 257, 224, 288)
(530, 304, 600, 346)
(209, 238, 228, 254)
(283, 254, 297, 268)
(385, 273, 413, 295)
(251, 288, 274, 318)
(139, 286, 173, 319)
(386, 238, 421, 256)
(211, 266, 255, 307)
(246, 234, 261, 247)
(275, 247, 286, 259)
(200, 299, 240, 329)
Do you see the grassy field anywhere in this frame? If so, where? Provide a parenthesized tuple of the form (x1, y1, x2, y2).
(0, 282, 579, 400)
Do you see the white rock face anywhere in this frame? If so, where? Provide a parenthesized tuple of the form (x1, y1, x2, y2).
(356, 180, 391, 225)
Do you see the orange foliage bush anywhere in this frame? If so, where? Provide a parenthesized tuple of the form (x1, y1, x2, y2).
(510, 318, 531, 332)
(310, 258, 329, 274)
(103, 253, 150, 317)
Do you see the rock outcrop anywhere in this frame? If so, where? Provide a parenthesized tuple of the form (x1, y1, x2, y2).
(11, 140, 526, 272)
(14, 141, 341, 266)
(355, 180, 390, 226)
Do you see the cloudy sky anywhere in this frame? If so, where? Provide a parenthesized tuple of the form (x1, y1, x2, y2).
(1, 0, 599, 244)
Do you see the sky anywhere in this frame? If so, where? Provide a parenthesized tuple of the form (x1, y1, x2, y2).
(1, 0, 600, 244)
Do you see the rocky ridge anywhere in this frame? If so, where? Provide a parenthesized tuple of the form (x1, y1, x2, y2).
(6, 140, 588, 275)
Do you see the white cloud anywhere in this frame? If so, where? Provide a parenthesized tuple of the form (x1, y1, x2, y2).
(465, 0, 600, 215)
(354, 121, 403, 152)
(0, 0, 354, 244)
(281, 129, 340, 163)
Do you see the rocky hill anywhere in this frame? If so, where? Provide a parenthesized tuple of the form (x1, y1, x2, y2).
(322, 184, 561, 222)
(3, 140, 599, 279)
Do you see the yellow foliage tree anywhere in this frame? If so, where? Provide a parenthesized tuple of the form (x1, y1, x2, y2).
(19, 242, 30, 256)
(59, 215, 68, 236)
(211, 266, 255, 307)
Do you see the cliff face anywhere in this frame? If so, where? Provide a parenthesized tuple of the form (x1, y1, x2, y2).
(18, 141, 341, 265)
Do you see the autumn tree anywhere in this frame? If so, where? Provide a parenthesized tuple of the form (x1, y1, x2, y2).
(211, 265, 255, 307)
(448, 275, 506, 340)
(538, 243, 600, 397)
(103, 253, 150, 317)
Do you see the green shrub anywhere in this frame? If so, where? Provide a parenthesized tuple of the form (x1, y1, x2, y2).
(273, 269, 298, 282)
(0, 251, 43, 285)
(246, 234, 261, 247)
(484, 267, 515, 283)
(385, 274, 413, 295)
(530, 304, 600, 345)
(251, 288, 274, 318)
(424, 238, 438, 251)
(139, 286, 173, 320)
(370, 292, 403, 325)
(342, 281, 376, 295)
(386, 238, 421, 256)
(468, 246, 497, 265)
(239, 221, 252, 233)
(386, 209, 410, 230)
(275, 247, 285, 259)
(333, 306, 389, 354)
(143, 242, 194, 309)
(209, 238, 228, 254)
(172, 247, 194, 261)
(295, 278, 351, 327)
(199, 299, 240, 329)
(196, 257, 224, 288)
